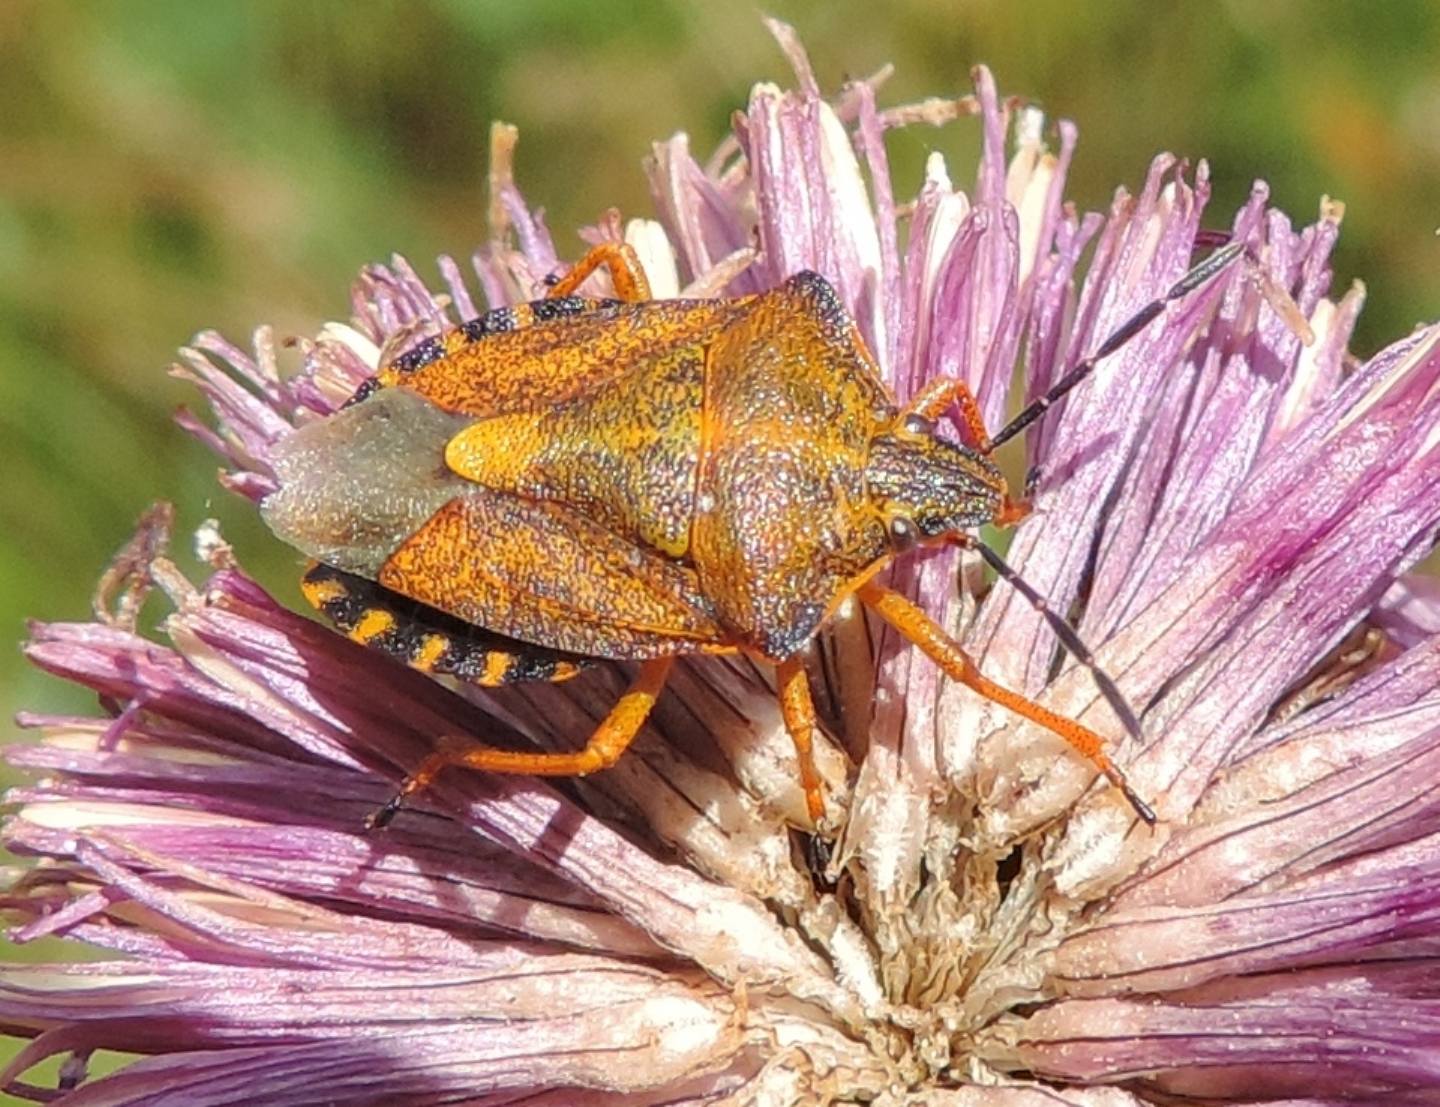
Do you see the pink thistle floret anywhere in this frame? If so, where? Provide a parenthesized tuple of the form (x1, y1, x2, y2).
(6, 21, 1440, 1105)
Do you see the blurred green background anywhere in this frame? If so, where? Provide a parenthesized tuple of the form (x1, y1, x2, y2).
(1, 0, 1438, 1093)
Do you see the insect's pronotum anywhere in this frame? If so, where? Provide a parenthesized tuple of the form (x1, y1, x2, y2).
(263, 238, 1246, 829)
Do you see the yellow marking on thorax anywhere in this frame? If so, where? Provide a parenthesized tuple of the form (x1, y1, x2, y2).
(350, 609, 396, 644)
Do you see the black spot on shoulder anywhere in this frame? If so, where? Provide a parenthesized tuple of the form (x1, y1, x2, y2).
(784, 271, 850, 330)
(757, 600, 828, 661)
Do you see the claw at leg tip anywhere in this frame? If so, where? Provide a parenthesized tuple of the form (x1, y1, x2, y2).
(363, 797, 402, 834)
(1123, 784, 1158, 826)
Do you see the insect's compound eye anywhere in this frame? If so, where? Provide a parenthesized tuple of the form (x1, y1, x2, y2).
(889, 516, 920, 553)
(901, 414, 934, 437)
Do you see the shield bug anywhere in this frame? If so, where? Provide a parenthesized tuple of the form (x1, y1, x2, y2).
(263, 239, 1245, 829)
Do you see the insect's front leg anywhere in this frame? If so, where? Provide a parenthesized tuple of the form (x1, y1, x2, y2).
(901, 376, 993, 453)
(856, 580, 1155, 824)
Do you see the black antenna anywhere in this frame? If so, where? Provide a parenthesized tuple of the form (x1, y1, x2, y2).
(989, 241, 1244, 451)
(972, 540, 1142, 745)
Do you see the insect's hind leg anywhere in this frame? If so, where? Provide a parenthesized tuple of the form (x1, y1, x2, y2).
(366, 657, 674, 830)
(547, 242, 652, 302)
(856, 580, 1156, 824)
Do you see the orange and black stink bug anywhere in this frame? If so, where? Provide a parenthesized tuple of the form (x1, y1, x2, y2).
(264, 240, 1244, 828)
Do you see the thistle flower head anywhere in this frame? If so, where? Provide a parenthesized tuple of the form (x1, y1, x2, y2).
(7, 22, 1440, 1104)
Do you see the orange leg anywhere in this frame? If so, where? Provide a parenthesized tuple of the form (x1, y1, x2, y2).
(856, 581, 1155, 823)
(366, 657, 673, 829)
(776, 657, 827, 824)
(903, 376, 994, 454)
(547, 242, 652, 302)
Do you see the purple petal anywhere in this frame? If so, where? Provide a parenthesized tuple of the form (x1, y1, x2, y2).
(992, 988, 1440, 1099)
(1377, 572, 1440, 649)
(1, 961, 744, 1106)
(737, 74, 885, 357)
(1054, 854, 1440, 995)
(12, 562, 864, 1030)
(646, 134, 757, 294)
(982, 325, 1440, 829)
(967, 156, 1215, 702)
(1109, 723, 1440, 914)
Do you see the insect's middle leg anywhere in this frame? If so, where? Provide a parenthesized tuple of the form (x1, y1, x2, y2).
(856, 581, 1155, 824)
(366, 656, 673, 829)
(547, 242, 652, 302)
(776, 657, 827, 825)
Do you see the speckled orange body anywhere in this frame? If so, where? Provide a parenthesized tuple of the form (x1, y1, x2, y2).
(294, 269, 1001, 665)
(264, 241, 1167, 827)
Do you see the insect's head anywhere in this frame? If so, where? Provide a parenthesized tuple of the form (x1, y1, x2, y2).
(864, 415, 1006, 550)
